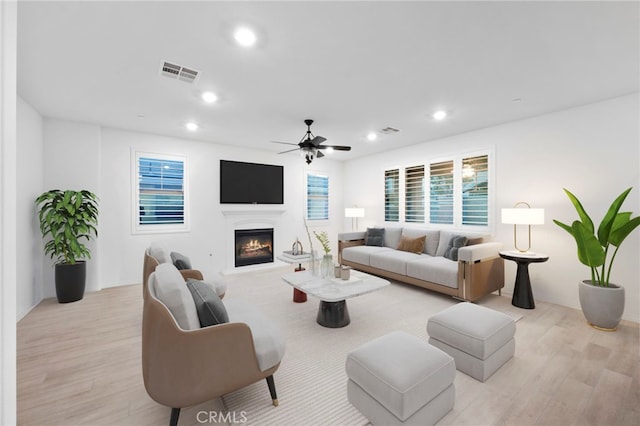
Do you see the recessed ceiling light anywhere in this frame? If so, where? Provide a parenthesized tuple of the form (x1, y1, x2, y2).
(367, 132, 378, 141)
(186, 122, 198, 131)
(325, 147, 334, 154)
(202, 91, 218, 103)
(432, 110, 447, 120)
(234, 27, 257, 47)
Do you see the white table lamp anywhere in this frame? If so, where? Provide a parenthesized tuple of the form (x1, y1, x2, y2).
(501, 202, 544, 253)
(345, 207, 365, 231)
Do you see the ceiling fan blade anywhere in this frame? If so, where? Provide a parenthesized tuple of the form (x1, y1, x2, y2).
(316, 151, 325, 158)
(317, 145, 351, 151)
(310, 136, 327, 146)
(277, 148, 300, 154)
(271, 141, 299, 146)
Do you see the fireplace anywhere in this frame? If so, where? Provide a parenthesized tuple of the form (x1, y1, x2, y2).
(234, 228, 274, 267)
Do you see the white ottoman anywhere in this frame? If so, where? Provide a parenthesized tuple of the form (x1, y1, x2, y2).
(427, 302, 515, 382)
(346, 331, 455, 426)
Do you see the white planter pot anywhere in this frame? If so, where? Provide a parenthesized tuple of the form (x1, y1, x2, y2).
(578, 280, 625, 331)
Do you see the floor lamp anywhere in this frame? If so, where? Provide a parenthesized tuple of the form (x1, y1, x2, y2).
(501, 202, 545, 253)
(345, 207, 365, 231)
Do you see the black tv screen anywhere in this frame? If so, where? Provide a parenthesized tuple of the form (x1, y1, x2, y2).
(220, 160, 284, 204)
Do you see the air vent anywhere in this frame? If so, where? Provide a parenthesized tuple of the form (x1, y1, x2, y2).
(160, 60, 200, 84)
(380, 127, 400, 134)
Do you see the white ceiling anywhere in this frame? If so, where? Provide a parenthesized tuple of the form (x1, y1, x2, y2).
(17, 1, 639, 162)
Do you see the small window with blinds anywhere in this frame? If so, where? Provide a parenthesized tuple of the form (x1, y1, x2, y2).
(133, 151, 188, 233)
(462, 155, 489, 226)
(405, 165, 425, 223)
(307, 172, 329, 221)
(429, 160, 454, 224)
(384, 169, 400, 222)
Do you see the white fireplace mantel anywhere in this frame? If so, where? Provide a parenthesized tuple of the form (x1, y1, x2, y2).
(221, 206, 286, 217)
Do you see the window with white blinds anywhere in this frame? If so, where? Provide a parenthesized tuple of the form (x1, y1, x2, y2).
(429, 160, 454, 224)
(405, 165, 425, 223)
(133, 152, 188, 233)
(384, 169, 400, 222)
(382, 149, 493, 229)
(462, 155, 489, 226)
(307, 173, 329, 220)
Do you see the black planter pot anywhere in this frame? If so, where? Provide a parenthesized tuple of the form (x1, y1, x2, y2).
(55, 261, 86, 303)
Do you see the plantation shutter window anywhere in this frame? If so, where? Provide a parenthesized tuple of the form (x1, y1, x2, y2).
(307, 173, 329, 220)
(429, 160, 454, 224)
(462, 155, 489, 226)
(133, 151, 188, 233)
(384, 169, 400, 222)
(405, 165, 425, 223)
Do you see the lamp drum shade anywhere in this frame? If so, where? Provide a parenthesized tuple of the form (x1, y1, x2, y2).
(501, 208, 544, 225)
(345, 208, 365, 218)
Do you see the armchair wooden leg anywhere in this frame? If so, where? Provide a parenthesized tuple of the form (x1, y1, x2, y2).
(170, 407, 180, 426)
(266, 375, 278, 407)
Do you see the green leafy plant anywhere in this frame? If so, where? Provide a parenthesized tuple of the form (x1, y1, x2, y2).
(35, 189, 99, 264)
(313, 231, 331, 255)
(553, 187, 640, 287)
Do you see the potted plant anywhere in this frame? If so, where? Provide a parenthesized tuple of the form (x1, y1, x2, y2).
(554, 187, 640, 330)
(35, 189, 99, 303)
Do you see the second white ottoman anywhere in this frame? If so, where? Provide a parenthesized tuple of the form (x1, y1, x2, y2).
(427, 302, 515, 382)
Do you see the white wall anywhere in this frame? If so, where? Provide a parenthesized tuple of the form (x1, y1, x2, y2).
(344, 94, 640, 322)
(16, 97, 44, 319)
(39, 125, 344, 290)
(1, 1, 18, 423)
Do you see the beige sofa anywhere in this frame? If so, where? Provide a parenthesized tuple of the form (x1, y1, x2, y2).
(338, 227, 504, 302)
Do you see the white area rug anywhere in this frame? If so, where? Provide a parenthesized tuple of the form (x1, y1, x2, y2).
(219, 266, 519, 426)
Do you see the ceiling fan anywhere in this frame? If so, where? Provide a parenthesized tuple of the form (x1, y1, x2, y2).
(272, 119, 351, 164)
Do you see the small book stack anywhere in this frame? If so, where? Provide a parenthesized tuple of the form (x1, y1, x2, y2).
(281, 250, 310, 260)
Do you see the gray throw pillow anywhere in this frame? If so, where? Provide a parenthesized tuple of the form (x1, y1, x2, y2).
(171, 251, 192, 270)
(443, 235, 468, 261)
(365, 227, 385, 246)
(186, 279, 229, 327)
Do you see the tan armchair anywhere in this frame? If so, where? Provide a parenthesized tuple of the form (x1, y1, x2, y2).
(143, 244, 226, 299)
(143, 247, 203, 296)
(143, 264, 284, 426)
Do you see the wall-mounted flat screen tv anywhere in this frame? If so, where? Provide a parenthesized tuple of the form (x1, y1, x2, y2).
(220, 160, 284, 204)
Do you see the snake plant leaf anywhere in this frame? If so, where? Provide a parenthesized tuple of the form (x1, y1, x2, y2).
(563, 188, 594, 234)
(572, 221, 605, 267)
(597, 187, 632, 246)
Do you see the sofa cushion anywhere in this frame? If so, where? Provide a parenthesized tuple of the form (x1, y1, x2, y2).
(225, 299, 286, 372)
(148, 242, 170, 264)
(186, 279, 229, 326)
(406, 256, 459, 289)
(443, 235, 468, 261)
(383, 227, 403, 249)
(151, 263, 201, 330)
(397, 235, 426, 254)
(436, 231, 488, 257)
(370, 250, 422, 275)
(365, 228, 385, 246)
(171, 251, 192, 270)
(401, 228, 440, 256)
(342, 246, 392, 266)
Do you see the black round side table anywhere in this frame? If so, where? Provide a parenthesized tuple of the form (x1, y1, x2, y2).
(499, 251, 549, 309)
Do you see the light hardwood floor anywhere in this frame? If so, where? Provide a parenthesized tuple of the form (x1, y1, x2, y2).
(17, 271, 639, 426)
